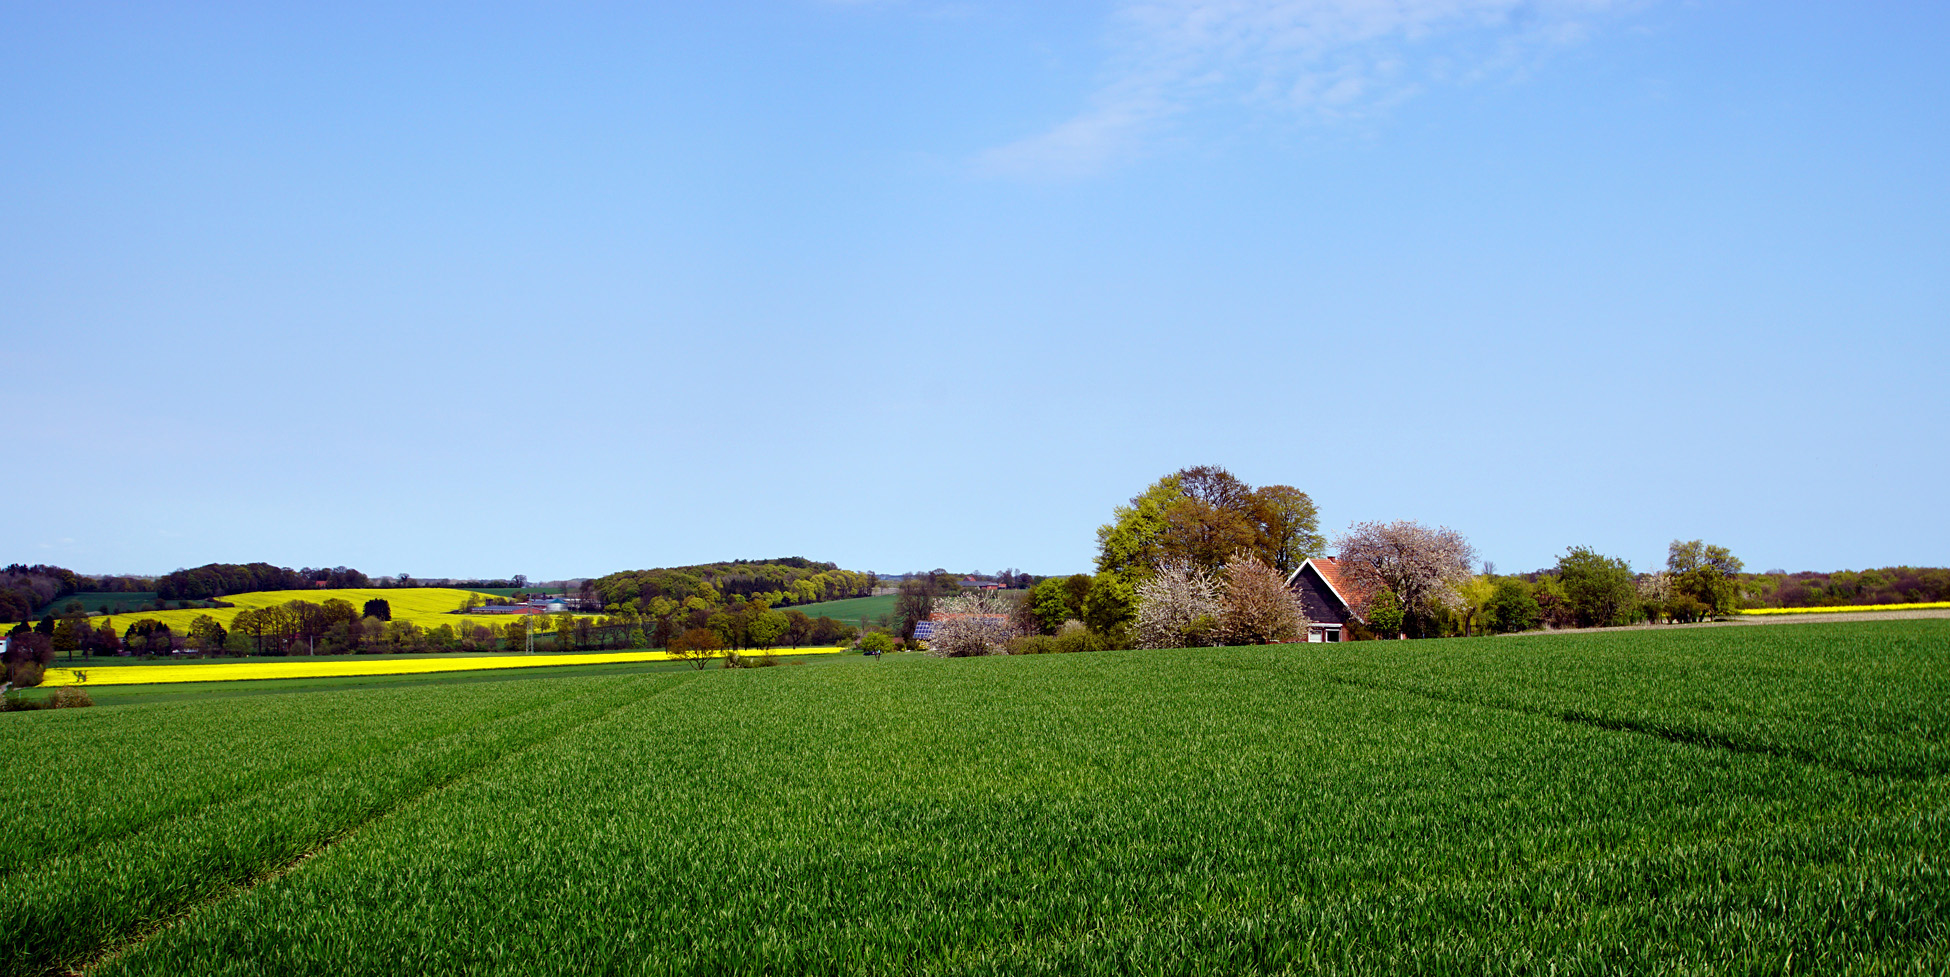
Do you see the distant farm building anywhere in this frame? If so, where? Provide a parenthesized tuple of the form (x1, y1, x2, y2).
(469, 594, 578, 615)
(1285, 557, 1374, 642)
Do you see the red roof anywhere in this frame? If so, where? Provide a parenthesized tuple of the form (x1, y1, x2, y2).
(1310, 557, 1377, 615)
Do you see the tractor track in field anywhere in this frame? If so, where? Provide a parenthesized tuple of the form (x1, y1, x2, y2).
(1324, 675, 1932, 781)
(59, 675, 694, 977)
(1, 696, 559, 887)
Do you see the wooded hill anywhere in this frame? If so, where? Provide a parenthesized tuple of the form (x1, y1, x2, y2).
(1740, 567, 1950, 608)
(588, 558, 875, 612)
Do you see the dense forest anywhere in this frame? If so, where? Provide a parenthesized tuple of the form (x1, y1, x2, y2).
(588, 557, 875, 611)
(1739, 567, 1950, 608)
(0, 564, 150, 624)
(156, 563, 371, 601)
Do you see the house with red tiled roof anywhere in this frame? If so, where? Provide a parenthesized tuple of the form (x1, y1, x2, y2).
(1285, 556, 1376, 642)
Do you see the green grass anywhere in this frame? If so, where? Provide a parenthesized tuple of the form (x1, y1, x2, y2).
(786, 592, 899, 623)
(788, 589, 1024, 624)
(41, 593, 222, 616)
(2, 622, 1944, 975)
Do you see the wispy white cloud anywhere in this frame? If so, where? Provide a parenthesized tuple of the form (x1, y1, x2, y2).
(980, 0, 1643, 178)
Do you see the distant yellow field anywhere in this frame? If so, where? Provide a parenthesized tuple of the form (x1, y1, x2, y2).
(78, 588, 582, 635)
(43, 646, 848, 686)
(1737, 601, 1950, 615)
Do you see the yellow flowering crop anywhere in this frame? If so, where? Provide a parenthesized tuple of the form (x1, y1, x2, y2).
(1737, 601, 1950, 615)
(75, 588, 539, 636)
(42, 646, 847, 687)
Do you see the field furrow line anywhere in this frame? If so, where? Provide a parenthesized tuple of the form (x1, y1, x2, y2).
(0, 695, 567, 887)
(1324, 674, 1913, 780)
(68, 673, 698, 977)
(10, 675, 693, 977)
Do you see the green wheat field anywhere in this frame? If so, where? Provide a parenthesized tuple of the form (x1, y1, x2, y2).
(3, 620, 1945, 975)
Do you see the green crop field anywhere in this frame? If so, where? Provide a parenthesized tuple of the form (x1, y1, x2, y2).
(3, 620, 1945, 975)
(787, 592, 899, 623)
(43, 593, 206, 616)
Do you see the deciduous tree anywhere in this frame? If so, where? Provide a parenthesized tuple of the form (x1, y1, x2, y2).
(1555, 547, 1638, 628)
(894, 579, 935, 642)
(749, 609, 789, 649)
(1668, 540, 1742, 616)
(668, 627, 721, 669)
(1217, 552, 1308, 645)
(1454, 575, 1495, 636)
(926, 592, 1023, 657)
(1095, 475, 1184, 584)
(186, 614, 228, 655)
(1135, 562, 1221, 649)
(1251, 484, 1325, 576)
(1081, 572, 1136, 641)
(1483, 579, 1539, 634)
(1334, 520, 1475, 638)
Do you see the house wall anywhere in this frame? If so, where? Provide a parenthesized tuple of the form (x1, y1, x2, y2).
(1291, 564, 1352, 627)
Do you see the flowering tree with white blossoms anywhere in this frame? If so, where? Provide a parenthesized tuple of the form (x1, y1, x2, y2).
(1136, 561, 1223, 649)
(1334, 520, 1476, 637)
(926, 591, 1024, 657)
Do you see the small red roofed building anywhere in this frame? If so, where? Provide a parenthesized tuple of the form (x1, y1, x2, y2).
(1285, 556, 1376, 642)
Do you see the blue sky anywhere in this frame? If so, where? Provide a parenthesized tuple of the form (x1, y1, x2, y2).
(4, 1, 1945, 580)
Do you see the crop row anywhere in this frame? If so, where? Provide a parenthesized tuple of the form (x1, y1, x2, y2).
(0, 672, 695, 976)
(93, 646, 1948, 975)
(41, 646, 845, 687)
(0, 677, 622, 878)
(1318, 619, 1950, 778)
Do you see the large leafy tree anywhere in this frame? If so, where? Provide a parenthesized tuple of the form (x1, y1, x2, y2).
(748, 609, 789, 650)
(186, 614, 228, 656)
(1668, 539, 1743, 616)
(1483, 579, 1540, 634)
(1159, 466, 1260, 570)
(1555, 547, 1638, 628)
(1027, 578, 1079, 634)
(1252, 484, 1325, 576)
(1095, 475, 1185, 585)
(1334, 520, 1476, 638)
(1097, 467, 1322, 635)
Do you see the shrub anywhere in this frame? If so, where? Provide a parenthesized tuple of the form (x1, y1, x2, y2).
(1007, 621, 1113, 655)
(1483, 580, 1539, 634)
(1666, 594, 1710, 624)
(50, 686, 92, 708)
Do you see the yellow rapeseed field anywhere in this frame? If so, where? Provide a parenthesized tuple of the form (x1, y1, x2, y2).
(73, 588, 578, 636)
(1737, 601, 1950, 615)
(42, 646, 848, 686)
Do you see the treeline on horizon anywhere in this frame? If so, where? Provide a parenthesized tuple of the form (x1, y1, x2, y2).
(587, 557, 877, 612)
(5, 556, 1948, 629)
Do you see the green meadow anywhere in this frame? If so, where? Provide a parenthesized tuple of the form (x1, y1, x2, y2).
(786, 592, 899, 623)
(2, 620, 1944, 975)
